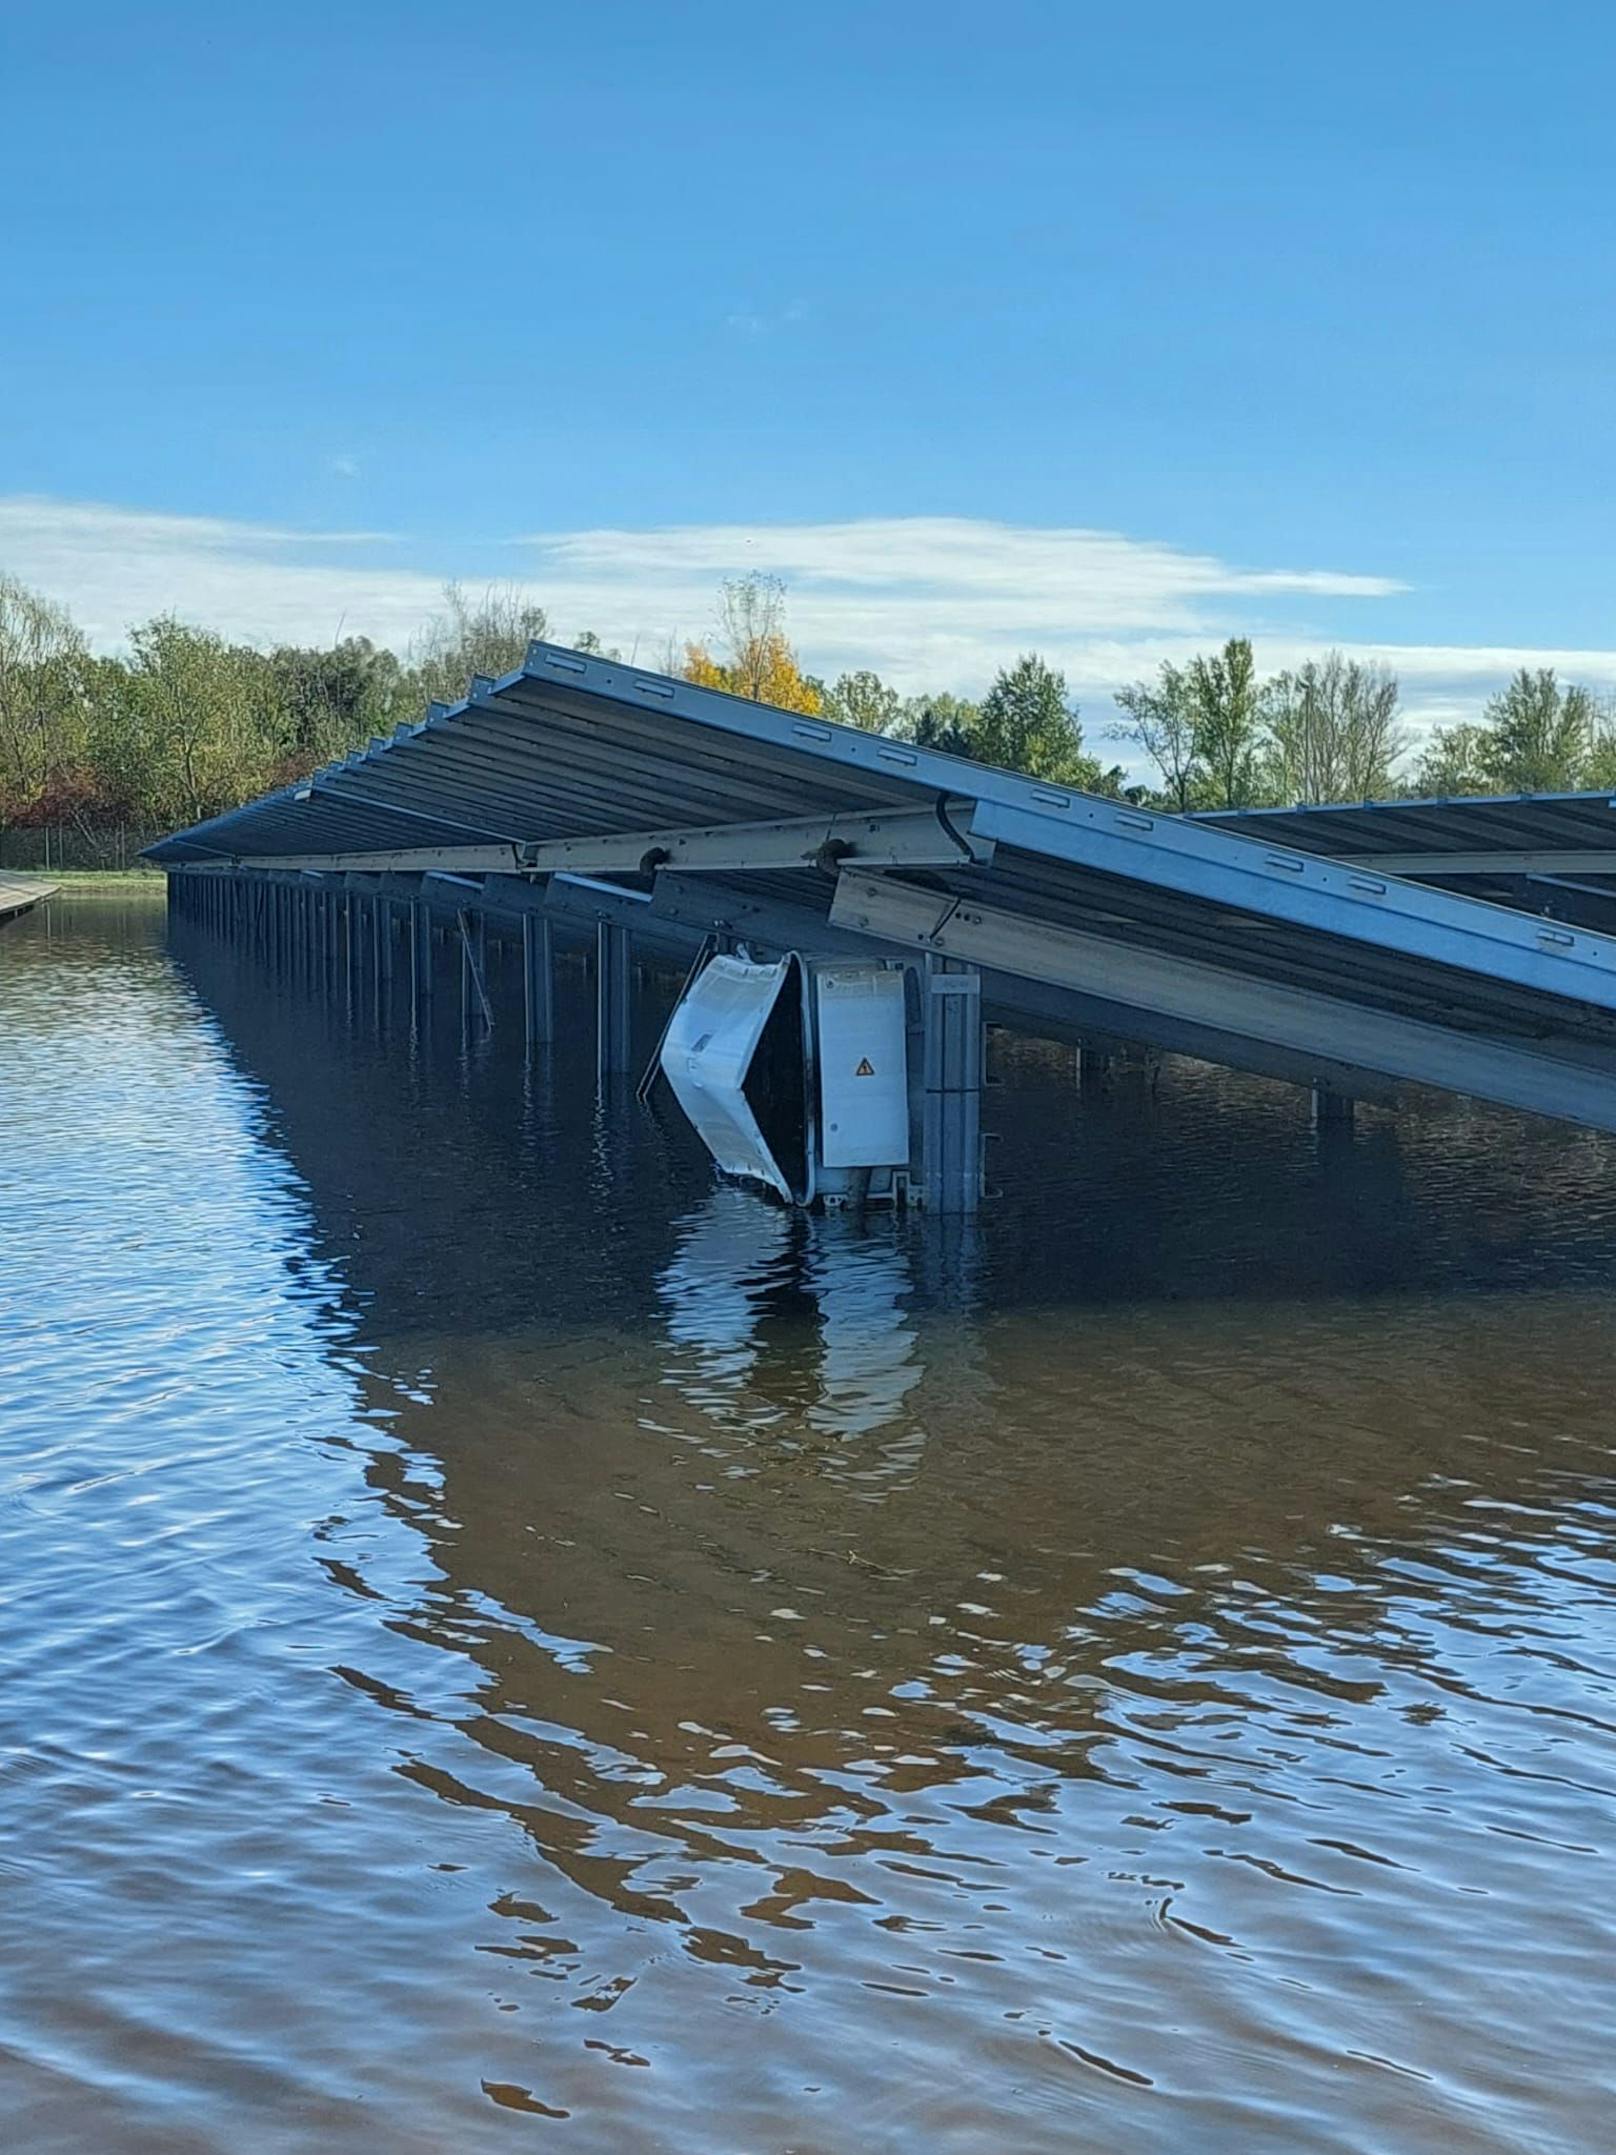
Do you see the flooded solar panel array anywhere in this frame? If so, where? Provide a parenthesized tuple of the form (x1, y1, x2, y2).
(4, 890, 1616, 2153)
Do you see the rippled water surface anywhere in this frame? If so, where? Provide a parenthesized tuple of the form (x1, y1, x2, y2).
(5, 892, 1616, 2152)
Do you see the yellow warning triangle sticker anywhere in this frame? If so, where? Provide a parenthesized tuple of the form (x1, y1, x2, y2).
(854, 1057, 876, 1076)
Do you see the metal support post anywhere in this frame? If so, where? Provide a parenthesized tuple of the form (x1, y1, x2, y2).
(523, 913, 555, 1049)
(922, 958, 983, 1213)
(458, 908, 492, 1031)
(315, 885, 329, 987)
(596, 920, 632, 1078)
(1312, 1085, 1355, 1131)
(410, 899, 434, 1022)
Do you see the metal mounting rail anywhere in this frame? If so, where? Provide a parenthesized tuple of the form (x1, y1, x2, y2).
(237, 805, 993, 879)
(830, 872, 1616, 1135)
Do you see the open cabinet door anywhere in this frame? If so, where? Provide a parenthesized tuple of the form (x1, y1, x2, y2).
(659, 954, 814, 1203)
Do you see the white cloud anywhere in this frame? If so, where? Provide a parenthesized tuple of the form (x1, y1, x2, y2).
(4, 496, 1615, 761)
(522, 515, 1404, 632)
(329, 454, 362, 480)
(0, 496, 440, 652)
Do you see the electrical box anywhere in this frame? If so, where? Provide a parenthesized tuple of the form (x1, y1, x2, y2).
(815, 966, 910, 1168)
(659, 953, 914, 1206)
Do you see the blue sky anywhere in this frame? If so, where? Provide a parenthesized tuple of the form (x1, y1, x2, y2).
(4, 0, 1615, 741)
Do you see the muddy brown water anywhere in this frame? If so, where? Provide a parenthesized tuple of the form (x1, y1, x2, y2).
(3, 893, 1615, 2152)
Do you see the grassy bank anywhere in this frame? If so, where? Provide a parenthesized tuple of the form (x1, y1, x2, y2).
(38, 870, 166, 893)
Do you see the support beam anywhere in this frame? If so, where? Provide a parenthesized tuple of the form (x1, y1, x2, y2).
(596, 920, 632, 1077)
(966, 796, 1616, 1016)
(647, 874, 1402, 1104)
(522, 913, 555, 1048)
(236, 804, 994, 880)
(410, 899, 434, 1020)
(1520, 876, 1616, 935)
(343, 890, 358, 997)
(544, 875, 690, 964)
(1344, 848, 1616, 878)
(831, 870, 1616, 1136)
(458, 908, 492, 1030)
(922, 960, 983, 1213)
(1312, 1086, 1355, 1130)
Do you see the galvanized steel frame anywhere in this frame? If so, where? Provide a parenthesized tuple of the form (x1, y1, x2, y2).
(151, 641, 1616, 1134)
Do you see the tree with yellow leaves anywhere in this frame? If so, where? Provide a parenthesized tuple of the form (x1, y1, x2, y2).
(682, 574, 822, 716)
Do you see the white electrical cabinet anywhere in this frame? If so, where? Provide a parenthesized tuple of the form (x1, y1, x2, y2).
(815, 966, 910, 1169)
(661, 954, 912, 1205)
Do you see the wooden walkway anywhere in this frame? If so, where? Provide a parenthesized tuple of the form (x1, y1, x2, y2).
(0, 874, 57, 928)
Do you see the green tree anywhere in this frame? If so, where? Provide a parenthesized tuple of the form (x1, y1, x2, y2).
(900, 692, 980, 756)
(1413, 722, 1492, 796)
(410, 583, 549, 708)
(823, 668, 902, 733)
(0, 577, 93, 825)
(268, 637, 403, 772)
(1581, 697, 1616, 789)
(1476, 668, 1595, 793)
(1111, 661, 1202, 810)
(1263, 653, 1406, 804)
(1186, 637, 1265, 809)
(116, 619, 275, 827)
(973, 654, 1109, 787)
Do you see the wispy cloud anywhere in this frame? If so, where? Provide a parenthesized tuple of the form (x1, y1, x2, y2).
(3, 496, 1614, 751)
(0, 496, 432, 651)
(723, 298, 810, 337)
(511, 517, 1616, 738)
(523, 516, 1404, 620)
(515, 518, 1408, 691)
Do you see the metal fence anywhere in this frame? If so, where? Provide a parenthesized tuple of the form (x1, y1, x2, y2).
(0, 825, 166, 872)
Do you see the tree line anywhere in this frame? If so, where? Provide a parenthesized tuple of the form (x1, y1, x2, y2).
(678, 579, 1616, 808)
(2, 566, 1612, 846)
(1107, 641, 1616, 808)
(0, 576, 557, 837)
